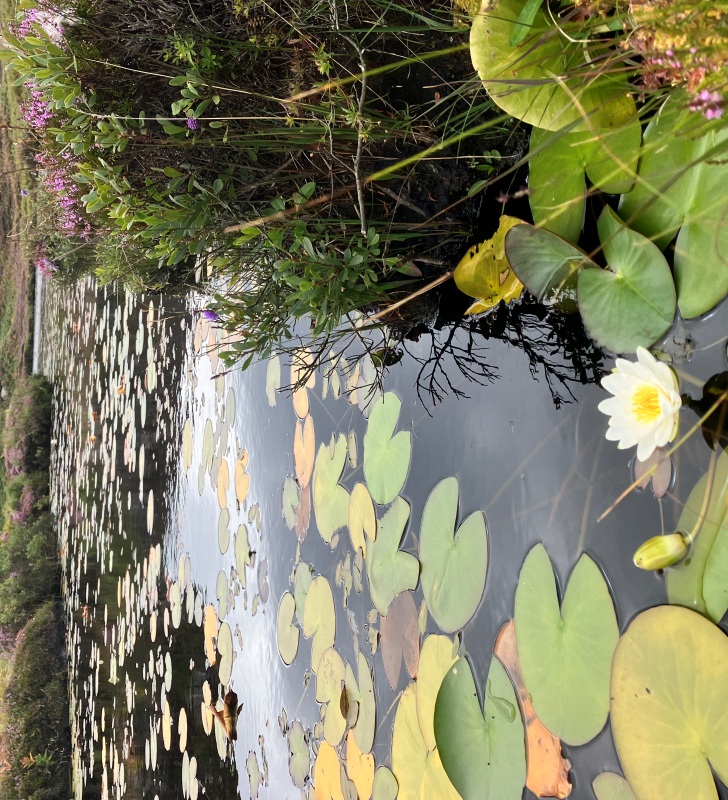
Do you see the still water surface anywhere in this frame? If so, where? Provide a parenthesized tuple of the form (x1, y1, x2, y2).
(36, 278, 728, 799)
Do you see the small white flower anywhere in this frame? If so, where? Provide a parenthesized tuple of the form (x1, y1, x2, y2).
(598, 347, 682, 462)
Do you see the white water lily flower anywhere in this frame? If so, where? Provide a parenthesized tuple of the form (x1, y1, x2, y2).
(598, 346, 681, 462)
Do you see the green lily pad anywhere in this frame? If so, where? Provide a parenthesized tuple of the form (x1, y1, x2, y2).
(593, 773, 636, 800)
(266, 355, 281, 406)
(282, 476, 299, 530)
(392, 682, 461, 800)
(303, 576, 336, 674)
(349, 482, 376, 557)
(366, 496, 419, 617)
(416, 635, 457, 753)
(434, 656, 526, 800)
(344, 651, 376, 753)
(619, 93, 728, 318)
(372, 767, 398, 800)
(217, 621, 234, 685)
(288, 721, 310, 789)
(506, 223, 596, 313)
(529, 119, 640, 242)
(313, 434, 350, 544)
(453, 216, 524, 312)
(667, 449, 728, 621)
(514, 543, 618, 745)
(420, 477, 488, 633)
(316, 647, 347, 746)
(363, 392, 411, 505)
(470, 0, 636, 132)
(276, 592, 299, 666)
(577, 207, 676, 353)
(611, 605, 728, 800)
(235, 523, 252, 589)
(293, 562, 312, 625)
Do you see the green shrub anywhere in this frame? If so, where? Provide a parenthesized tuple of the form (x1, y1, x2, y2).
(0, 601, 69, 800)
(2, 375, 52, 477)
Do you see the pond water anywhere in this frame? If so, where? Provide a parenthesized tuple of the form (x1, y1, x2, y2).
(36, 277, 728, 800)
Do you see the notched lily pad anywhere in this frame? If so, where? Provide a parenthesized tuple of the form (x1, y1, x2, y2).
(313, 434, 350, 544)
(366, 497, 419, 617)
(611, 606, 728, 800)
(470, 0, 636, 131)
(434, 655, 526, 800)
(303, 576, 336, 674)
(276, 592, 299, 666)
(420, 477, 488, 633)
(363, 392, 411, 505)
(514, 543, 618, 745)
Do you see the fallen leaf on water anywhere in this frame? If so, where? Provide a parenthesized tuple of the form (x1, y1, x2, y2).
(346, 730, 374, 800)
(493, 620, 572, 799)
(380, 590, 420, 690)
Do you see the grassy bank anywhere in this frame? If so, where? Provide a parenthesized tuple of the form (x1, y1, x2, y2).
(0, 9, 69, 794)
(0, 376, 68, 800)
(0, 56, 35, 390)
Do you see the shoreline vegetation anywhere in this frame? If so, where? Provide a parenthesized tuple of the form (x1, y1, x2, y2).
(0, 9, 69, 795)
(0, 0, 725, 383)
(0, 0, 725, 797)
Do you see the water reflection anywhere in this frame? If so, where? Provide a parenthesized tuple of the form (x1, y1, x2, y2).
(38, 278, 728, 800)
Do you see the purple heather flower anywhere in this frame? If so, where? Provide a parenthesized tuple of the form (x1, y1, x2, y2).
(689, 89, 724, 120)
(187, 118, 200, 131)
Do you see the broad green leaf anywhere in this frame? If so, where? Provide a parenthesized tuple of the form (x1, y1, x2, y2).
(593, 773, 637, 800)
(419, 477, 488, 633)
(528, 128, 586, 243)
(470, 0, 636, 131)
(303, 576, 336, 673)
(453, 216, 524, 312)
(282, 475, 299, 529)
(416, 635, 457, 753)
(372, 766, 398, 800)
(392, 682, 461, 800)
(509, 0, 544, 46)
(288, 721, 310, 789)
(363, 392, 411, 505)
(667, 449, 728, 621)
(619, 93, 728, 318)
(266, 355, 281, 406)
(514, 543, 618, 745)
(345, 651, 376, 753)
(316, 647, 346, 745)
(506, 223, 596, 313)
(293, 561, 312, 625)
(366, 497, 419, 617)
(349, 482, 376, 557)
(529, 119, 641, 242)
(313, 433, 350, 543)
(434, 656, 526, 800)
(611, 605, 728, 800)
(577, 207, 676, 353)
(276, 592, 299, 666)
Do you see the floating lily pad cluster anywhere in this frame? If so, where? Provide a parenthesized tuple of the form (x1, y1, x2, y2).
(468, 1, 728, 352)
(44, 286, 274, 800)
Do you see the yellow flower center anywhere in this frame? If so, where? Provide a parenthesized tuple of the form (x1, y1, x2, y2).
(631, 384, 661, 423)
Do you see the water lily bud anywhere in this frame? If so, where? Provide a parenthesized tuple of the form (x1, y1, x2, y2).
(633, 533, 689, 571)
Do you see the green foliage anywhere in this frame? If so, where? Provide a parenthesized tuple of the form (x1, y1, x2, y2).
(506, 207, 678, 354)
(0, 602, 69, 800)
(434, 656, 526, 800)
(216, 210, 405, 369)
